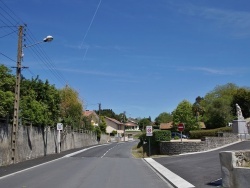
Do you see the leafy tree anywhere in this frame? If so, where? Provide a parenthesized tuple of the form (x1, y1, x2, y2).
(95, 126, 101, 142)
(20, 77, 60, 126)
(138, 117, 151, 130)
(99, 116, 107, 133)
(59, 86, 83, 128)
(231, 88, 250, 118)
(82, 115, 94, 131)
(118, 113, 127, 122)
(96, 109, 116, 118)
(172, 100, 199, 133)
(201, 83, 238, 129)
(0, 65, 15, 118)
(154, 112, 173, 125)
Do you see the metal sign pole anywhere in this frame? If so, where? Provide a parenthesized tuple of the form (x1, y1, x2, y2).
(58, 130, 61, 153)
(149, 137, 151, 157)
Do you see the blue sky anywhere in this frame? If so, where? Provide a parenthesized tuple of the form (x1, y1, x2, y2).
(1, 0, 250, 120)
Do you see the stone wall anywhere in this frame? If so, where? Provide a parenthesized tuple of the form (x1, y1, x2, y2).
(160, 133, 239, 155)
(220, 150, 250, 188)
(0, 124, 109, 166)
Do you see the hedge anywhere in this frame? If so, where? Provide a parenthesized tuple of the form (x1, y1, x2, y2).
(190, 127, 232, 139)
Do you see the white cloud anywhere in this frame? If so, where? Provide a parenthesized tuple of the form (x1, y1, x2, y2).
(176, 66, 249, 75)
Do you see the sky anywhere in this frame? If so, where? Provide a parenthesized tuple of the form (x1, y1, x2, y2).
(1, 0, 250, 120)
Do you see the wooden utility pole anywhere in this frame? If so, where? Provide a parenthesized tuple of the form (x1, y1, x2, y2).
(11, 25, 23, 164)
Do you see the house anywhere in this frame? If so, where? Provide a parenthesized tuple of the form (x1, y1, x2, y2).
(104, 117, 125, 137)
(160, 122, 173, 130)
(83, 110, 99, 127)
(124, 119, 140, 131)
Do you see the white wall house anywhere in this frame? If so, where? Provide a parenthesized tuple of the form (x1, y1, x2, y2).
(104, 117, 124, 137)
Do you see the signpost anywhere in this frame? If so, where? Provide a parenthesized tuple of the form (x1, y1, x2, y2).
(57, 123, 63, 153)
(146, 126, 153, 156)
(178, 123, 185, 142)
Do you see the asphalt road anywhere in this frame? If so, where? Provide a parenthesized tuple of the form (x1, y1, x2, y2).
(0, 142, 173, 188)
(154, 140, 250, 188)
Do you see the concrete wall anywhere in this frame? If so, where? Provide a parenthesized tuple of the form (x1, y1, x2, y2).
(160, 133, 239, 155)
(220, 150, 250, 188)
(0, 124, 109, 166)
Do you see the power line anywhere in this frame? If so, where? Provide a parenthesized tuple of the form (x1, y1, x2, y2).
(0, 52, 15, 62)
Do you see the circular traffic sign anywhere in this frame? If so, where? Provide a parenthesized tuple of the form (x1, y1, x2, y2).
(178, 123, 185, 132)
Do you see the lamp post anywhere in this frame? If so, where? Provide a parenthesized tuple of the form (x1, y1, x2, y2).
(11, 25, 53, 163)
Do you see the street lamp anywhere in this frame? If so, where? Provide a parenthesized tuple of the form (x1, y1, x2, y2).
(11, 25, 53, 163)
(24, 35, 53, 48)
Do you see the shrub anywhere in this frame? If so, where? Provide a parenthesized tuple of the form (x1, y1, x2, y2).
(137, 130, 171, 156)
(190, 127, 232, 139)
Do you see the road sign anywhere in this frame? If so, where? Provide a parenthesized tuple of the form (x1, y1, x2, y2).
(146, 126, 153, 136)
(178, 123, 185, 132)
(57, 123, 63, 131)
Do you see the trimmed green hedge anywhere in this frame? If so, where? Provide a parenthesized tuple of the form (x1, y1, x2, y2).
(190, 127, 232, 139)
(138, 130, 171, 144)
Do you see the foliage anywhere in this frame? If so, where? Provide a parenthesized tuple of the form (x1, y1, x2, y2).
(0, 65, 15, 118)
(99, 116, 107, 133)
(172, 100, 199, 133)
(231, 88, 250, 118)
(201, 83, 238, 129)
(82, 115, 94, 131)
(154, 112, 173, 125)
(110, 130, 117, 136)
(95, 126, 101, 141)
(189, 127, 232, 139)
(138, 117, 152, 130)
(59, 86, 83, 128)
(20, 77, 61, 126)
(138, 130, 170, 156)
(154, 130, 171, 141)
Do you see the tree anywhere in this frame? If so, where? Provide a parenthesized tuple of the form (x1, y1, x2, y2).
(201, 83, 238, 129)
(154, 112, 173, 125)
(0, 65, 15, 118)
(59, 86, 83, 128)
(231, 88, 250, 118)
(172, 100, 199, 133)
(99, 116, 107, 133)
(20, 77, 61, 126)
(138, 117, 151, 130)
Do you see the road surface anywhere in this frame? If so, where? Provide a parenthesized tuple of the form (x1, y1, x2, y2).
(0, 142, 173, 188)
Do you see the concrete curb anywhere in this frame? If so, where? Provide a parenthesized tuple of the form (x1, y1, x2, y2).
(143, 158, 195, 188)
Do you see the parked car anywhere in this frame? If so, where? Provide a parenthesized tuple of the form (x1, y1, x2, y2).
(171, 132, 188, 139)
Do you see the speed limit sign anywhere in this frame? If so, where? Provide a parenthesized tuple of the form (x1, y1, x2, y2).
(146, 126, 153, 136)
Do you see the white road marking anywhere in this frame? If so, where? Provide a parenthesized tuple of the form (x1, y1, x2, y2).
(144, 158, 195, 188)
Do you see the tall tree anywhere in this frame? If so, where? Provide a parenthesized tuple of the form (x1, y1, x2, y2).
(154, 112, 173, 125)
(231, 88, 250, 118)
(0, 65, 15, 118)
(20, 77, 60, 126)
(172, 100, 199, 133)
(59, 86, 83, 128)
(201, 83, 238, 129)
(138, 117, 151, 130)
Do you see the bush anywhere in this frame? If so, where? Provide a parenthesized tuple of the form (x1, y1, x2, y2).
(154, 130, 171, 142)
(190, 127, 232, 139)
(137, 130, 171, 156)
